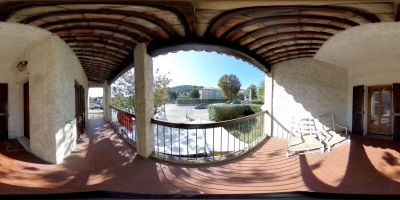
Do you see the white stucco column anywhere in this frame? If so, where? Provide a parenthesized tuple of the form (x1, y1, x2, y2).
(134, 43, 154, 158)
(262, 72, 273, 137)
(103, 81, 111, 121)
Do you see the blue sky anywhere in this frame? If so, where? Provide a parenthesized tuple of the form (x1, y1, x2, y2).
(153, 51, 265, 89)
(89, 51, 265, 97)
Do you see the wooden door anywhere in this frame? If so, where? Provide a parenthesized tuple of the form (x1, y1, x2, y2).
(75, 81, 85, 140)
(24, 82, 30, 139)
(0, 84, 8, 140)
(392, 83, 400, 140)
(352, 85, 364, 135)
(368, 85, 392, 134)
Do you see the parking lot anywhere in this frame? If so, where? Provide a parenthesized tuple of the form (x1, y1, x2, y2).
(156, 103, 210, 123)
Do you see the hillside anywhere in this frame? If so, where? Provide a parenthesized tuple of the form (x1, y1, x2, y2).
(170, 85, 204, 94)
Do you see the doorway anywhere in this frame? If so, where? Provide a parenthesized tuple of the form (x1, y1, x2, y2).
(75, 81, 85, 140)
(24, 82, 30, 139)
(368, 85, 392, 135)
(0, 83, 7, 140)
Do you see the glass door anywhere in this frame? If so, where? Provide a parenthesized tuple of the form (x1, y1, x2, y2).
(368, 85, 392, 134)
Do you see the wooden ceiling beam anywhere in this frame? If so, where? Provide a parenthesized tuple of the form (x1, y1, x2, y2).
(41, 18, 161, 40)
(267, 52, 316, 63)
(61, 34, 137, 47)
(396, 3, 400, 22)
(78, 57, 119, 67)
(75, 53, 124, 63)
(73, 49, 126, 60)
(259, 43, 322, 58)
(222, 14, 358, 39)
(268, 48, 319, 58)
(244, 31, 333, 47)
(252, 37, 326, 53)
(51, 25, 148, 43)
(80, 61, 118, 69)
(66, 39, 132, 52)
(82, 65, 115, 72)
(21, 9, 178, 37)
(206, 5, 380, 36)
(77, 55, 120, 66)
(235, 23, 344, 43)
(71, 47, 128, 57)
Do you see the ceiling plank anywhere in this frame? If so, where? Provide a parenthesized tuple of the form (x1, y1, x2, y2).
(206, 5, 380, 36)
(252, 37, 326, 53)
(234, 23, 344, 43)
(65, 39, 132, 52)
(21, 9, 178, 37)
(259, 43, 322, 58)
(51, 25, 148, 43)
(61, 34, 137, 47)
(71, 47, 129, 57)
(244, 31, 333, 47)
(221, 14, 358, 39)
(41, 18, 161, 40)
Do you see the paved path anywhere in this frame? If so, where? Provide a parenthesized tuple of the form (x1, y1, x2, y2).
(0, 113, 400, 195)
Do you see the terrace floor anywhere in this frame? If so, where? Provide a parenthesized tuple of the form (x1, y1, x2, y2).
(0, 113, 400, 196)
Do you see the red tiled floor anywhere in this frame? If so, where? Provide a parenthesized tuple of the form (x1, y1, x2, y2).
(0, 113, 400, 195)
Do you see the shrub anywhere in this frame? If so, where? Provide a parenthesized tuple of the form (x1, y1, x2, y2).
(208, 104, 263, 122)
(246, 100, 264, 105)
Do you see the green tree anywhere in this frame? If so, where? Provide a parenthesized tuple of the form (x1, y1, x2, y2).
(257, 79, 265, 100)
(247, 84, 257, 100)
(111, 68, 172, 114)
(153, 69, 172, 111)
(167, 88, 177, 101)
(236, 92, 244, 100)
(188, 88, 200, 98)
(218, 74, 241, 101)
(111, 69, 135, 113)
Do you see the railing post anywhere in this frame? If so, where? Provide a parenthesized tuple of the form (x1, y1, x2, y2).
(134, 43, 154, 158)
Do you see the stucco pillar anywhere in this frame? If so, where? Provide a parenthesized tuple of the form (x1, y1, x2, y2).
(103, 81, 111, 121)
(262, 72, 273, 137)
(134, 43, 154, 158)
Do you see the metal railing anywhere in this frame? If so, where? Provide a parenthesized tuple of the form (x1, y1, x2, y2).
(151, 110, 268, 162)
(110, 106, 136, 145)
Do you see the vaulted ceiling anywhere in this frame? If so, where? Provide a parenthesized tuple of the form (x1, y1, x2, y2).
(0, 1, 397, 83)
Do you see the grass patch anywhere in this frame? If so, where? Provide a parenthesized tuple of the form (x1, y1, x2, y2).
(224, 115, 264, 144)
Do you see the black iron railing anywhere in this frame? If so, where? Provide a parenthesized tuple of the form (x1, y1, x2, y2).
(110, 106, 136, 144)
(151, 110, 268, 161)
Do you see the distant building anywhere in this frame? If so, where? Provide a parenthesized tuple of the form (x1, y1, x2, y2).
(239, 89, 248, 99)
(199, 87, 223, 99)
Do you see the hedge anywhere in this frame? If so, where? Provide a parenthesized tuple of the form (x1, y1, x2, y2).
(176, 98, 226, 105)
(208, 104, 263, 122)
(245, 100, 264, 105)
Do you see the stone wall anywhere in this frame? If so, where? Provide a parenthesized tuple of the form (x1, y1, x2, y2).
(264, 57, 348, 139)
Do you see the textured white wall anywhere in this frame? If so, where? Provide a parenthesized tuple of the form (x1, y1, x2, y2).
(0, 22, 88, 163)
(0, 22, 51, 140)
(315, 22, 400, 133)
(28, 36, 58, 163)
(264, 58, 348, 139)
(52, 36, 88, 164)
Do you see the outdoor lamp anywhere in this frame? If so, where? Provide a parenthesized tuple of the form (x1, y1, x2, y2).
(16, 61, 28, 72)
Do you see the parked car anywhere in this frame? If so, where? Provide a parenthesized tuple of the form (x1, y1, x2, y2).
(230, 100, 241, 104)
(194, 103, 207, 109)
